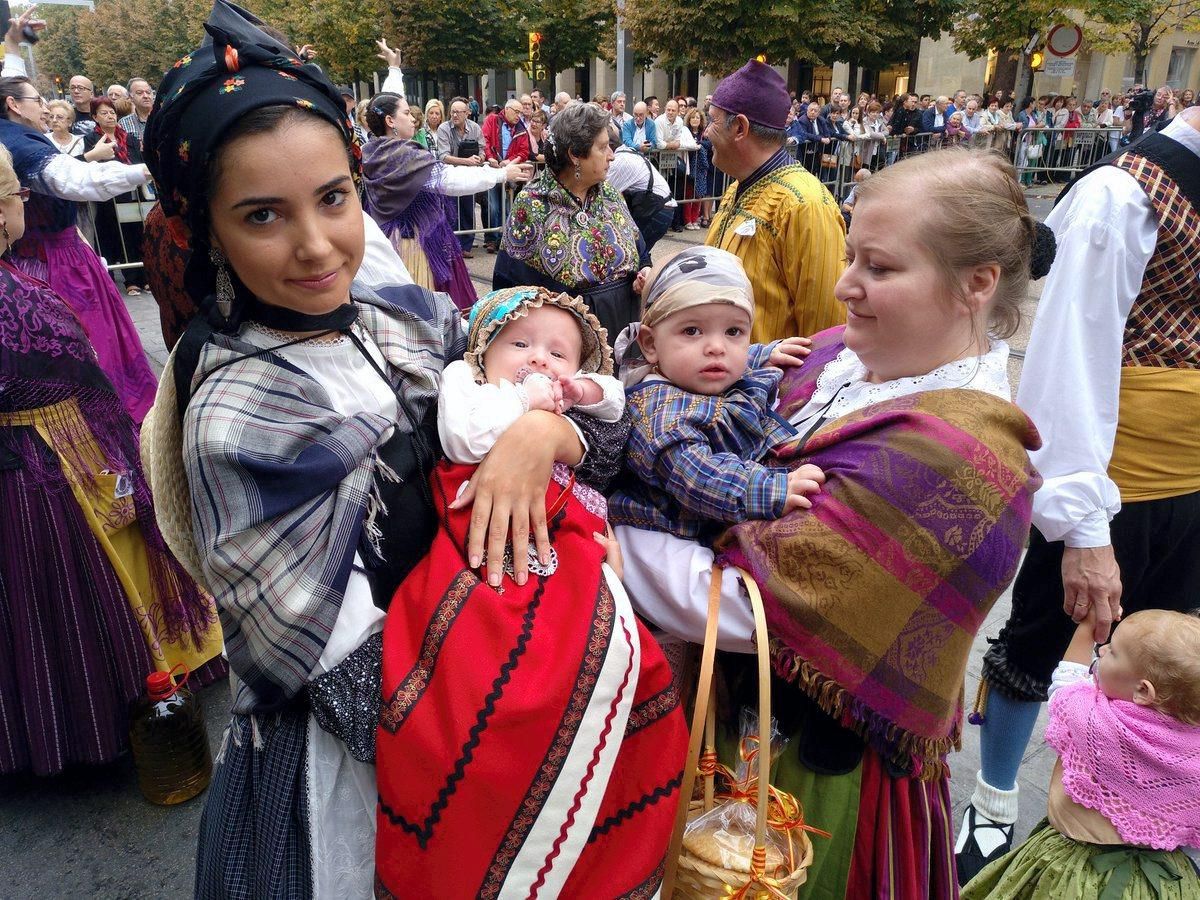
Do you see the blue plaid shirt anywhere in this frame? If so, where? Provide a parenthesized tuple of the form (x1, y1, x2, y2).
(609, 343, 798, 542)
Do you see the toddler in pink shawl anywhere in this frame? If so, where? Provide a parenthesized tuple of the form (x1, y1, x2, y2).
(963, 610, 1200, 898)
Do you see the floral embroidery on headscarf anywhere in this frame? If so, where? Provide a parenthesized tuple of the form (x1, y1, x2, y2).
(276, 70, 297, 81)
(220, 76, 245, 94)
(178, 139, 190, 163)
(295, 98, 316, 110)
(173, 54, 193, 69)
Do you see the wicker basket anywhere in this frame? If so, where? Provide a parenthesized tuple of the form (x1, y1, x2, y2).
(661, 566, 816, 898)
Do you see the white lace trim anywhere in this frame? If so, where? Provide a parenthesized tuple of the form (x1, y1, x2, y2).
(789, 341, 1012, 426)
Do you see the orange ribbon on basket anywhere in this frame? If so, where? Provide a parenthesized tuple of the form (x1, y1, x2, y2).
(701, 735, 832, 889)
(728, 845, 795, 900)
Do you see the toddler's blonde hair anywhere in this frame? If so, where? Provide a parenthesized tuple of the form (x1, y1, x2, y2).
(1123, 610, 1200, 725)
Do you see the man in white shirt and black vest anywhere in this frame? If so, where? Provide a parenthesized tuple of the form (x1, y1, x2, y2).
(956, 104, 1200, 884)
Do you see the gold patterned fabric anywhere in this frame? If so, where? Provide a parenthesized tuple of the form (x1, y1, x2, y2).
(706, 162, 846, 343)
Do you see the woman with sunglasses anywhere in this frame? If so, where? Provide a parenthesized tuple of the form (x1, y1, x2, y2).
(0, 15, 159, 425)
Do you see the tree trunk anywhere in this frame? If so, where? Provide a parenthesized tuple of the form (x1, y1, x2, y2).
(1135, 24, 1151, 85)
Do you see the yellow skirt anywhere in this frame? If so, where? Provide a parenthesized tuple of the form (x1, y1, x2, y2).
(0, 398, 224, 676)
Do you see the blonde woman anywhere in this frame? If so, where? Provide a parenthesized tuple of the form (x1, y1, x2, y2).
(46, 99, 83, 156)
(422, 98, 443, 147)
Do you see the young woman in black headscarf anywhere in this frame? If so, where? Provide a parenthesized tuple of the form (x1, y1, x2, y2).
(140, 4, 627, 895)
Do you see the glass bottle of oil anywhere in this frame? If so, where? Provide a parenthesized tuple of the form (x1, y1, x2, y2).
(128, 667, 212, 805)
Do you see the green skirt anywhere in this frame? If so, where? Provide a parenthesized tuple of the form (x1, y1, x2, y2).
(962, 819, 1199, 900)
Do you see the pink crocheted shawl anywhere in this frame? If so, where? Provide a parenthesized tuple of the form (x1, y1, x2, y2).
(1046, 679, 1200, 850)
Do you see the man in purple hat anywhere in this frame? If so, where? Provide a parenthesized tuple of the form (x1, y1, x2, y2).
(704, 59, 846, 343)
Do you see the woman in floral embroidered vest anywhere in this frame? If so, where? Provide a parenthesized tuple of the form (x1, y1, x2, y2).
(494, 101, 652, 344)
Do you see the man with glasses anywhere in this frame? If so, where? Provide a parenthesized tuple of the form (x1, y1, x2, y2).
(118, 78, 154, 140)
(436, 96, 492, 254)
(68, 75, 97, 135)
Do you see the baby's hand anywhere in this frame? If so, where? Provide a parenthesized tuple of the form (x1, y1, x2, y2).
(558, 375, 603, 412)
(519, 372, 563, 414)
(769, 336, 812, 368)
(782, 463, 826, 514)
(594, 523, 624, 580)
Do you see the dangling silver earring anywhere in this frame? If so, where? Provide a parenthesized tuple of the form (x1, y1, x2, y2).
(209, 246, 235, 317)
(574, 163, 581, 180)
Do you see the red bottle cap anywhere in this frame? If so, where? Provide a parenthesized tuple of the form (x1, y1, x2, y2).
(146, 670, 177, 700)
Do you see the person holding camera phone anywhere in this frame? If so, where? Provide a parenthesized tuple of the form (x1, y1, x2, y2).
(364, 40, 531, 310)
(435, 95, 493, 254)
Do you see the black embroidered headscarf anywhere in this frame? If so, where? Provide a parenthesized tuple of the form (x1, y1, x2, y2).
(142, 0, 362, 409)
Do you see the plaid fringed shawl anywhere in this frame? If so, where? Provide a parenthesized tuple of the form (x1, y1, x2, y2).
(185, 286, 463, 713)
(719, 327, 1041, 778)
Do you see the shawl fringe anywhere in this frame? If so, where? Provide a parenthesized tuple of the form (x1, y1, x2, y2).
(770, 642, 960, 781)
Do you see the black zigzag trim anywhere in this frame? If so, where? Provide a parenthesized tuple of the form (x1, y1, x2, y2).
(479, 576, 615, 896)
(379, 589, 543, 848)
(586, 770, 684, 843)
(379, 515, 562, 849)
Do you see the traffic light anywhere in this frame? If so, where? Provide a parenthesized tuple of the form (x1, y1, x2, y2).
(1031, 50, 1045, 71)
(528, 32, 546, 82)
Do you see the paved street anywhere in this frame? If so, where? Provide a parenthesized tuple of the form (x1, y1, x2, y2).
(0, 186, 1060, 898)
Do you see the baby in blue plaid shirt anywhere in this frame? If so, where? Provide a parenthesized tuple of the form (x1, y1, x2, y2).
(609, 246, 824, 543)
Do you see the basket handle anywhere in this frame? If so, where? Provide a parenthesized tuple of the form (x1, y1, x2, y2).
(660, 563, 773, 895)
(743, 568, 773, 857)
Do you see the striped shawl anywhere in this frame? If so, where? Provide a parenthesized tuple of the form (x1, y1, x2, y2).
(719, 328, 1041, 778)
(184, 285, 463, 713)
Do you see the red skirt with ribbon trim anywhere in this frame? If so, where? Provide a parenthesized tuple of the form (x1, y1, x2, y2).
(376, 462, 687, 898)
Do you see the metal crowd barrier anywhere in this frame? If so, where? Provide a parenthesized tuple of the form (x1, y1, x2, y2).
(449, 125, 1126, 245)
(86, 126, 1123, 264)
(91, 182, 156, 275)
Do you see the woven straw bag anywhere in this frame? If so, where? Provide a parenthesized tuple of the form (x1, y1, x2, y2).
(139, 351, 210, 590)
(661, 565, 816, 899)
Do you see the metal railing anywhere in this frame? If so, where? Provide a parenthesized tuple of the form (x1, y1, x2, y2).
(92, 126, 1125, 275)
(90, 182, 156, 276)
(447, 126, 1126, 245)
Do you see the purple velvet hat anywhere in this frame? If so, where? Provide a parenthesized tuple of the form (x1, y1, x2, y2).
(710, 59, 790, 130)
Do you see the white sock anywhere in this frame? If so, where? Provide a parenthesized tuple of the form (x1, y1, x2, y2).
(954, 773, 1018, 855)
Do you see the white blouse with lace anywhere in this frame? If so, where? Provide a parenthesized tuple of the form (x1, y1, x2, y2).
(788, 339, 1012, 429)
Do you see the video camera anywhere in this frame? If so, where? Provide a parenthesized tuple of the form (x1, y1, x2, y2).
(1125, 88, 1157, 142)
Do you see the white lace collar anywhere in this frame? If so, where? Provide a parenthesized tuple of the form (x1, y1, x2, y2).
(788, 340, 1012, 426)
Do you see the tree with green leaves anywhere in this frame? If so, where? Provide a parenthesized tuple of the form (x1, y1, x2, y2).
(951, 0, 1071, 101)
(621, 0, 957, 78)
(1086, 0, 1200, 86)
(247, 0, 384, 83)
(524, 0, 611, 89)
(72, 0, 209, 88)
(22, 4, 87, 86)
(381, 0, 523, 75)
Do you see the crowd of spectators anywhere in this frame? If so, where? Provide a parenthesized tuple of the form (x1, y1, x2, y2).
(21, 31, 1199, 284)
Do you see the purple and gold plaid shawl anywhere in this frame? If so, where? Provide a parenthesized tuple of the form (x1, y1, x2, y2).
(719, 327, 1041, 778)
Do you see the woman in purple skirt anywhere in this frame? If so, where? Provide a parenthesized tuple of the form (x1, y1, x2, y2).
(1, 26, 158, 425)
(0, 141, 221, 777)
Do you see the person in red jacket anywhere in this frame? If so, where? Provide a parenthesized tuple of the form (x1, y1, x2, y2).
(480, 99, 528, 248)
